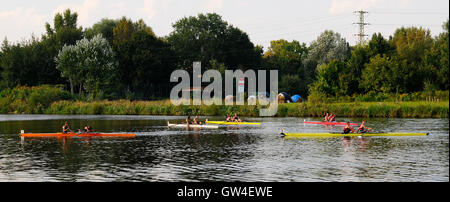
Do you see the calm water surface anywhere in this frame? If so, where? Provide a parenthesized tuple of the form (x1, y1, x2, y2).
(0, 115, 448, 182)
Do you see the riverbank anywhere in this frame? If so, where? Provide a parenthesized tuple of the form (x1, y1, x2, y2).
(1, 86, 448, 118)
(39, 100, 449, 118)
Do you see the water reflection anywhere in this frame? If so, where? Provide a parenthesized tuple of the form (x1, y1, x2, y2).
(0, 115, 448, 182)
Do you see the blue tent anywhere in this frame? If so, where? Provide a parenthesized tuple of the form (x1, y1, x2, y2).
(291, 94, 301, 103)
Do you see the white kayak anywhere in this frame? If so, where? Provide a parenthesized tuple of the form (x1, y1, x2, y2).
(167, 121, 219, 129)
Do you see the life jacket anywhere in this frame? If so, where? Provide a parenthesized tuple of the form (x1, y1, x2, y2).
(343, 127, 352, 134)
(329, 115, 335, 122)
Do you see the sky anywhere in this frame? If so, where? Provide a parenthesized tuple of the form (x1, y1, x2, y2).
(1, 0, 448, 49)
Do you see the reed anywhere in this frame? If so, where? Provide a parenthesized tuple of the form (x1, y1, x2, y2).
(42, 100, 448, 118)
(1, 86, 448, 118)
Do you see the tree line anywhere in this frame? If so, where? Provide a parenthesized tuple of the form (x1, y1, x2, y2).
(0, 9, 448, 101)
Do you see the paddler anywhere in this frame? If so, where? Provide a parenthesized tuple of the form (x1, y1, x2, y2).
(233, 113, 242, 122)
(357, 120, 372, 133)
(185, 116, 191, 125)
(85, 125, 93, 132)
(329, 113, 336, 122)
(62, 122, 71, 133)
(324, 113, 330, 122)
(78, 125, 93, 133)
(193, 115, 203, 125)
(343, 122, 355, 134)
(226, 114, 231, 122)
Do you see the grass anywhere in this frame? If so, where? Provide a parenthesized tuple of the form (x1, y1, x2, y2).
(2, 86, 448, 118)
(42, 100, 449, 118)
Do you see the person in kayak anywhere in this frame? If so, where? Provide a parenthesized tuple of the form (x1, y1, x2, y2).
(78, 125, 93, 133)
(343, 122, 355, 134)
(185, 116, 191, 125)
(193, 115, 203, 125)
(232, 113, 242, 122)
(62, 122, 71, 133)
(357, 120, 372, 133)
(323, 113, 329, 122)
(226, 114, 231, 122)
(85, 125, 93, 132)
(329, 113, 336, 122)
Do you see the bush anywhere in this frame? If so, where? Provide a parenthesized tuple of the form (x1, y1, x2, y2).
(0, 85, 72, 114)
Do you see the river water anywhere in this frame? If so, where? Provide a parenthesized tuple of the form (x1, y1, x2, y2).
(0, 115, 448, 182)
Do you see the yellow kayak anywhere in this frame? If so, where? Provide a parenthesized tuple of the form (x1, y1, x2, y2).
(205, 120, 261, 125)
(281, 132, 428, 138)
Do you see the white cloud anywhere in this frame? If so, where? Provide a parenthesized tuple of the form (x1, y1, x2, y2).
(0, 7, 48, 42)
(0, 7, 46, 27)
(205, 0, 224, 12)
(329, 0, 385, 14)
(138, 0, 158, 21)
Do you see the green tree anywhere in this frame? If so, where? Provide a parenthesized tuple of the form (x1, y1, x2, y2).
(54, 44, 80, 94)
(360, 54, 398, 93)
(342, 44, 370, 95)
(424, 20, 449, 90)
(263, 39, 309, 96)
(85, 18, 120, 43)
(390, 26, 434, 92)
(368, 33, 394, 57)
(391, 27, 433, 65)
(168, 13, 260, 70)
(309, 60, 346, 97)
(303, 30, 350, 97)
(112, 18, 175, 98)
(43, 9, 83, 48)
(306, 30, 350, 66)
(55, 34, 117, 98)
(279, 74, 302, 95)
(0, 36, 59, 88)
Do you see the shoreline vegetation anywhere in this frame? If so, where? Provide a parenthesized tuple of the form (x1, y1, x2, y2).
(45, 100, 448, 118)
(1, 86, 448, 118)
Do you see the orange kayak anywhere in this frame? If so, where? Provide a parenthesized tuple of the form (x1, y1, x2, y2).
(21, 132, 136, 138)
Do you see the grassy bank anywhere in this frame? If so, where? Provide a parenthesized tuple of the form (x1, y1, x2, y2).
(1, 86, 448, 118)
(41, 99, 449, 118)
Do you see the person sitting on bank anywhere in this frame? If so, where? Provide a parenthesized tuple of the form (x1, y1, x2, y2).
(343, 122, 355, 134)
(62, 122, 71, 133)
(357, 120, 372, 133)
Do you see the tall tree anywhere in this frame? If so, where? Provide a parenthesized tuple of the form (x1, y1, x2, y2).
(168, 13, 260, 71)
(112, 18, 175, 98)
(55, 34, 117, 98)
(85, 18, 120, 43)
(390, 26, 434, 92)
(424, 20, 449, 90)
(368, 33, 394, 57)
(263, 39, 309, 96)
(306, 30, 351, 66)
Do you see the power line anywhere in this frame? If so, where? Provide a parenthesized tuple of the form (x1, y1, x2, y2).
(370, 11, 449, 15)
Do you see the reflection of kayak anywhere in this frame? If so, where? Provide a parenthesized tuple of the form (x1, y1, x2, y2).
(205, 120, 261, 125)
(167, 121, 219, 129)
(21, 131, 136, 138)
(281, 132, 428, 138)
(304, 121, 358, 126)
